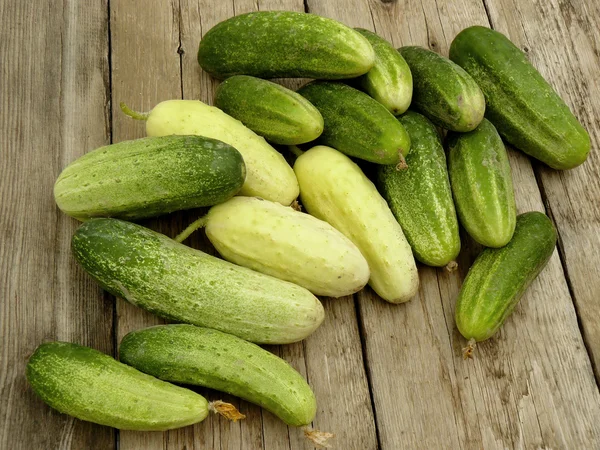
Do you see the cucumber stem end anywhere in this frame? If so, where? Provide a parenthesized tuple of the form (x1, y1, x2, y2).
(396, 153, 408, 170)
(303, 427, 334, 448)
(120, 102, 150, 121)
(462, 339, 476, 359)
(445, 261, 458, 273)
(209, 400, 245, 422)
(175, 215, 209, 243)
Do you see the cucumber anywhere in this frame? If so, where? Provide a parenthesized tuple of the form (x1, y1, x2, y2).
(121, 100, 299, 206)
(214, 76, 324, 145)
(294, 146, 419, 303)
(354, 29, 412, 115)
(53, 135, 245, 221)
(197, 12, 374, 79)
(297, 82, 411, 165)
(120, 324, 316, 427)
(194, 196, 370, 297)
(72, 218, 324, 344)
(26, 341, 208, 431)
(455, 212, 557, 344)
(449, 26, 590, 170)
(398, 46, 485, 132)
(377, 112, 460, 267)
(447, 119, 517, 248)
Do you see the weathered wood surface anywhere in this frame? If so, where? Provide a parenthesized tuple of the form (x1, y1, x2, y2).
(1, 0, 599, 449)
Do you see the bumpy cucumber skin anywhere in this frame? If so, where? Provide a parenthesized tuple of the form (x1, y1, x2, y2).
(72, 219, 324, 344)
(294, 146, 419, 303)
(205, 196, 370, 297)
(455, 212, 557, 341)
(449, 26, 590, 170)
(378, 112, 460, 267)
(54, 136, 245, 221)
(146, 100, 299, 206)
(198, 12, 375, 79)
(448, 119, 517, 248)
(297, 82, 411, 164)
(355, 29, 413, 115)
(215, 76, 324, 145)
(26, 342, 208, 431)
(120, 325, 316, 427)
(399, 46, 485, 132)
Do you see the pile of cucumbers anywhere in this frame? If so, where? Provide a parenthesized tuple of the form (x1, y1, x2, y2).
(30, 11, 589, 438)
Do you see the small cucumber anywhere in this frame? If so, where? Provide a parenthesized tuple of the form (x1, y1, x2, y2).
(450, 26, 590, 169)
(194, 196, 370, 297)
(354, 29, 412, 115)
(72, 218, 324, 344)
(447, 119, 517, 248)
(198, 12, 374, 79)
(294, 146, 419, 303)
(27, 342, 208, 431)
(297, 82, 411, 165)
(54, 135, 245, 221)
(120, 324, 316, 427)
(455, 212, 557, 344)
(121, 100, 299, 206)
(377, 112, 460, 267)
(214, 76, 324, 145)
(399, 46, 485, 132)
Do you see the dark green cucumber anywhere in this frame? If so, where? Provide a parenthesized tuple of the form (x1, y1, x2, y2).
(455, 212, 557, 342)
(198, 12, 374, 79)
(54, 135, 245, 220)
(377, 112, 460, 267)
(448, 119, 516, 248)
(26, 342, 208, 430)
(297, 82, 411, 165)
(354, 29, 412, 115)
(120, 325, 316, 427)
(449, 26, 590, 170)
(72, 219, 324, 344)
(215, 76, 324, 145)
(399, 46, 485, 132)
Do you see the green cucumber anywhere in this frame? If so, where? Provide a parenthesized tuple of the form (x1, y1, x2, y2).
(54, 135, 245, 221)
(120, 324, 316, 427)
(189, 196, 370, 297)
(72, 218, 324, 344)
(121, 100, 299, 206)
(214, 76, 324, 145)
(447, 119, 517, 248)
(294, 146, 419, 303)
(297, 82, 411, 165)
(26, 341, 208, 431)
(197, 12, 374, 79)
(377, 112, 460, 267)
(398, 46, 485, 132)
(449, 26, 590, 170)
(455, 212, 557, 346)
(354, 29, 412, 115)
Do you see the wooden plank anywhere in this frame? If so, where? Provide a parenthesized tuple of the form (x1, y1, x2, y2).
(482, 0, 600, 381)
(0, 0, 114, 449)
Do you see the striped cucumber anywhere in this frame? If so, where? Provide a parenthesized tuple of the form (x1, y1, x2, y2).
(294, 146, 419, 303)
(377, 112, 460, 268)
(72, 218, 324, 344)
(448, 119, 517, 248)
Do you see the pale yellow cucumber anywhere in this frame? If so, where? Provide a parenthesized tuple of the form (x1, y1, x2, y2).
(121, 100, 299, 205)
(294, 146, 419, 303)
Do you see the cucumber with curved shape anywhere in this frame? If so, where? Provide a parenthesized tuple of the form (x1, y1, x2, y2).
(354, 29, 412, 115)
(447, 118, 517, 248)
(27, 341, 208, 431)
(294, 146, 419, 303)
(120, 324, 316, 427)
(120, 100, 299, 205)
(198, 12, 375, 79)
(399, 46, 485, 132)
(377, 112, 460, 267)
(72, 218, 324, 344)
(450, 26, 590, 170)
(54, 135, 245, 221)
(214, 76, 324, 145)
